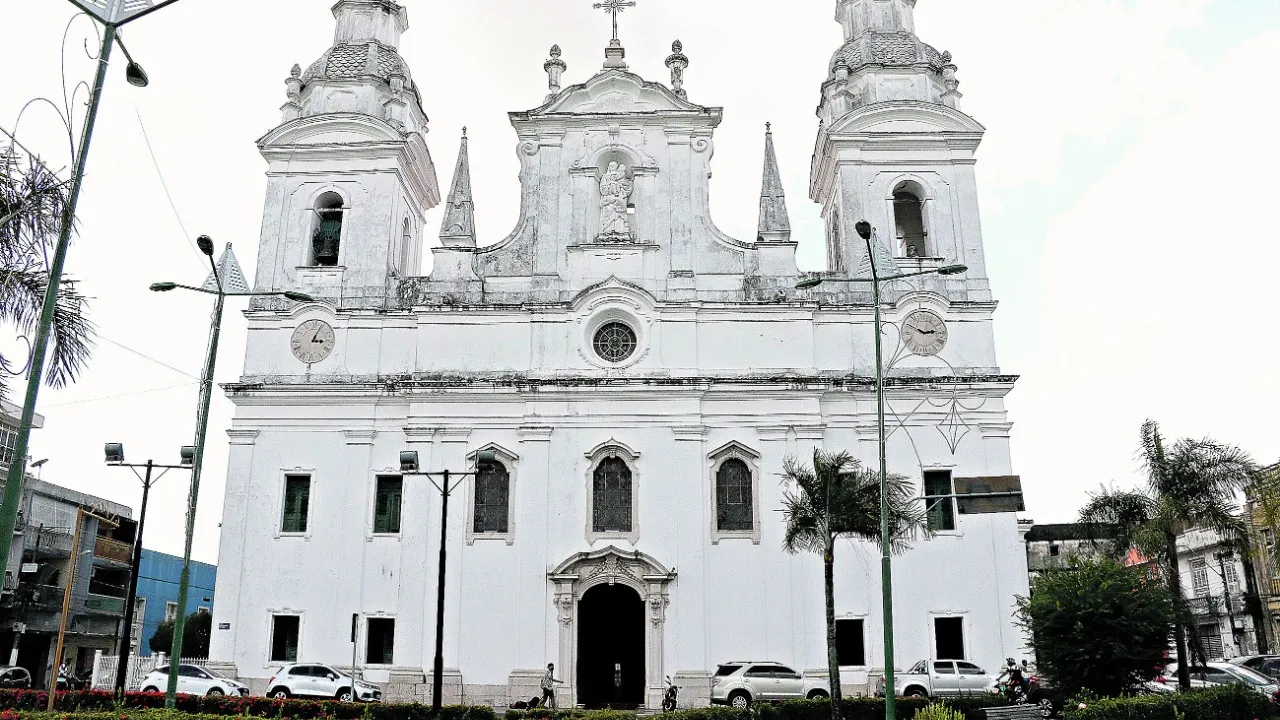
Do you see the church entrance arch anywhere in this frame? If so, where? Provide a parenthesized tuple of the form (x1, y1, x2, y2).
(577, 584, 644, 708)
(550, 546, 675, 709)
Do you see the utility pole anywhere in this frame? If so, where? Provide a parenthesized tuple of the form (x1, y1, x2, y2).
(47, 508, 117, 711)
(103, 445, 191, 695)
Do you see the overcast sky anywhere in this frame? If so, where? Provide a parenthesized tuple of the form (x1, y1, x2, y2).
(3, 0, 1278, 565)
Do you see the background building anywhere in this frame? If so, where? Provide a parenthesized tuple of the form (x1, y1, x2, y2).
(0, 475, 134, 687)
(210, 0, 1031, 706)
(133, 549, 217, 657)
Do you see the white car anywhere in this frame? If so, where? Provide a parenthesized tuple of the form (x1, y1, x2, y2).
(266, 663, 382, 702)
(877, 660, 997, 698)
(710, 662, 830, 708)
(138, 663, 249, 696)
(1157, 663, 1280, 699)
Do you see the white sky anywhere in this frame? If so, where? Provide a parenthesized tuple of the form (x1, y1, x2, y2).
(2, 0, 1278, 565)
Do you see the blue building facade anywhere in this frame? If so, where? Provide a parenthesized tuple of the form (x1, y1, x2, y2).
(134, 550, 217, 657)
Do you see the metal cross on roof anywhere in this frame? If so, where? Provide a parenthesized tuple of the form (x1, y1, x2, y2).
(593, 0, 636, 42)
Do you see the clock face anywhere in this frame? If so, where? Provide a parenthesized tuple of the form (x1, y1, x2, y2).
(901, 310, 948, 356)
(290, 319, 336, 365)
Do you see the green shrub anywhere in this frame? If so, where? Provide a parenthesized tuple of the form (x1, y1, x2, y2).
(1063, 684, 1276, 720)
(754, 696, 1008, 720)
(911, 704, 963, 720)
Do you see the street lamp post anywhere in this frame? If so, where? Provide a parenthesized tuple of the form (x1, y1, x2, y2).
(398, 449, 497, 712)
(102, 443, 194, 696)
(0, 0, 187, 600)
(797, 221, 967, 720)
(150, 235, 313, 709)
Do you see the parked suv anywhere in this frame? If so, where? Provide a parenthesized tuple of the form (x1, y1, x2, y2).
(138, 664, 249, 696)
(711, 662, 830, 708)
(266, 663, 382, 702)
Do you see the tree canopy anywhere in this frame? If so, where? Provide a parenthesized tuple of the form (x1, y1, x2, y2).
(149, 610, 212, 657)
(1018, 557, 1176, 697)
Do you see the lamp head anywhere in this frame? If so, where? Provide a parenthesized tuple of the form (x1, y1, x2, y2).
(400, 450, 420, 473)
(282, 291, 315, 302)
(937, 264, 969, 276)
(475, 449, 498, 469)
(30, 458, 48, 469)
(855, 221, 873, 241)
(196, 235, 215, 256)
(150, 282, 177, 292)
(125, 62, 149, 88)
(104, 443, 125, 464)
(179, 446, 196, 466)
(795, 277, 825, 290)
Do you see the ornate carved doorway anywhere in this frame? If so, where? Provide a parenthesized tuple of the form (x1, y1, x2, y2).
(550, 546, 675, 709)
(577, 584, 644, 708)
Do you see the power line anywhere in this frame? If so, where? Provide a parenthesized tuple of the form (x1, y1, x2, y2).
(133, 107, 206, 269)
(97, 334, 198, 380)
(41, 382, 197, 409)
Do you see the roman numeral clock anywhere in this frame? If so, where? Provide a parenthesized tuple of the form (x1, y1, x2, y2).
(291, 319, 336, 365)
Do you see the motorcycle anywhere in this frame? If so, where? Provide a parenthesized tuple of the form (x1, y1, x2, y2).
(662, 675, 678, 712)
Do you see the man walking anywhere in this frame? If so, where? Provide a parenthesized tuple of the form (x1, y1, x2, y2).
(541, 663, 560, 708)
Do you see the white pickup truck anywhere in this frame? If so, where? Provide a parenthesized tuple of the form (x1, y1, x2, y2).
(876, 659, 998, 698)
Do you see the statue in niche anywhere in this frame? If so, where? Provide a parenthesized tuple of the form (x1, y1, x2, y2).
(597, 161, 634, 241)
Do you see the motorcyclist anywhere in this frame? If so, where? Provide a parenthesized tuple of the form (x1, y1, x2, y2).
(1004, 658, 1028, 700)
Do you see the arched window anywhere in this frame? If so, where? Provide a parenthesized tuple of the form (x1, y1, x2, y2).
(716, 459, 753, 532)
(399, 218, 413, 275)
(893, 187, 927, 258)
(828, 206, 844, 272)
(593, 457, 633, 533)
(311, 192, 345, 267)
(473, 461, 510, 534)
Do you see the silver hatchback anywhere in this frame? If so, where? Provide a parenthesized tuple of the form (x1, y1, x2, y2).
(711, 662, 831, 708)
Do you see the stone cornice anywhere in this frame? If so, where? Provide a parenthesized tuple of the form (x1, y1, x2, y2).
(343, 429, 378, 445)
(672, 425, 708, 441)
(226, 429, 261, 446)
(518, 425, 555, 441)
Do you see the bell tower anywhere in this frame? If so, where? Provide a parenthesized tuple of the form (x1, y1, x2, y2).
(810, 0, 991, 300)
(252, 0, 440, 303)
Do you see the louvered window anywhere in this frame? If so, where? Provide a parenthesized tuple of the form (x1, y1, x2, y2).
(716, 459, 753, 531)
(374, 476, 402, 534)
(473, 462, 510, 534)
(592, 457, 632, 533)
(281, 475, 310, 533)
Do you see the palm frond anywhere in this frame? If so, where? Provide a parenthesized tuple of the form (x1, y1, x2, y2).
(1079, 488, 1157, 558)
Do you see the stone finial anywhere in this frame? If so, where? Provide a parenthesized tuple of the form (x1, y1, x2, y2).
(940, 50, 962, 109)
(756, 123, 791, 244)
(665, 39, 689, 99)
(544, 44, 567, 99)
(283, 64, 304, 121)
(439, 128, 476, 248)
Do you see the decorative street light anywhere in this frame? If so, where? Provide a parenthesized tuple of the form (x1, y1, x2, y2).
(150, 235, 313, 709)
(398, 449, 497, 712)
(796, 220, 966, 720)
(0, 0, 189, 604)
(103, 442, 195, 697)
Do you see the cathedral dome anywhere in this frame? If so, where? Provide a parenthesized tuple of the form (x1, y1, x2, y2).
(828, 31, 948, 78)
(302, 41, 414, 88)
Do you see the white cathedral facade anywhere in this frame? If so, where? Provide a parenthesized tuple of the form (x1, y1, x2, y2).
(208, 0, 1032, 707)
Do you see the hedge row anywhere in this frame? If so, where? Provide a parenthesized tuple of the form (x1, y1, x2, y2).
(754, 698, 1012, 720)
(1063, 684, 1277, 720)
(0, 690, 495, 720)
(0, 692, 1013, 720)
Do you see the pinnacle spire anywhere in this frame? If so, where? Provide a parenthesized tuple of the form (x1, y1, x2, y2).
(756, 123, 791, 243)
(439, 129, 476, 248)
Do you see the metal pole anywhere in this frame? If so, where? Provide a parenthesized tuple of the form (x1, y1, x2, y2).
(165, 283, 226, 708)
(432, 469, 450, 712)
(0, 23, 117, 593)
(48, 509, 86, 711)
(1218, 553, 1237, 655)
(115, 461, 152, 695)
(867, 235, 896, 720)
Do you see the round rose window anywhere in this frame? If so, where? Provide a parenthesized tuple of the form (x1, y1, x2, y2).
(592, 322, 638, 363)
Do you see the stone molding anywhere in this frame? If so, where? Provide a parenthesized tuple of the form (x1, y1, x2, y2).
(343, 429, 378, 445)
(226, 429, 261, 445)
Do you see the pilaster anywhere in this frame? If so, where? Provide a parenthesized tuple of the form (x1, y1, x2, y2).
(671, 425, 708, 683)
(210, 429, 260, 668)
(517, 425, 554, 670)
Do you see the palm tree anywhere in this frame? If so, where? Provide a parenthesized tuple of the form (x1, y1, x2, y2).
(1079, 419, 1258, 692)
(781, 449, 929, 719)
(0, 146, 94, 395)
